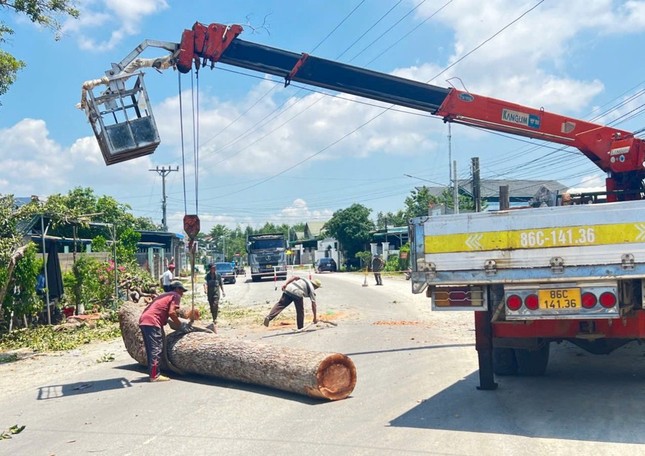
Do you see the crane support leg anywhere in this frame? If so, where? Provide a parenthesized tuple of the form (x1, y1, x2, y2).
(474, 310, 498, 390)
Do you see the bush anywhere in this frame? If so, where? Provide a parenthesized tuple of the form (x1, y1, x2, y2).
(63, 257, 153, 313)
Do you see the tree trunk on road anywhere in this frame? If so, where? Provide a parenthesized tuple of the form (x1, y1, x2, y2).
(119, 301, 357, 401)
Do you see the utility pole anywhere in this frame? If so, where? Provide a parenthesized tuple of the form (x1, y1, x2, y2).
(149, 166, 179, 231)
(452, 160, 459, 214)
(448, 123, 452, 184)
(472, 157, 481, 212)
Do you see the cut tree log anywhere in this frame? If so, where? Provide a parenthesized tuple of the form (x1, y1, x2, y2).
(118, 301, 357, 401)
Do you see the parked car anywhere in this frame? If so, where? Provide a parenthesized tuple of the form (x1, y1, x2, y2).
(316, 258, 337, 273)
(215, 262, 237, 284)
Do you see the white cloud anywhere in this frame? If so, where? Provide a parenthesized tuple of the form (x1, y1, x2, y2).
(67, 0, 169, 51)
(277, 198, 332, 224)
(163, 198, 332, 235)
(150, 83, 443, 179)
(567, 174, 606, 194)
(410, 0, 644, 111)
(0, 119, 160, 202)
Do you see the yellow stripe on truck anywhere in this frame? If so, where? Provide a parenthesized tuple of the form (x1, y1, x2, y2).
(425, 222, 645, 253)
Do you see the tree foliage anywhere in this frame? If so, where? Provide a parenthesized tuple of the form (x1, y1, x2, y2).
(431, 187, 483, 213)
(323, 204, 374, 260)
(0, 0, 79, 104)
(404, 186, 433, 219)
(0, 50, 24, 101)
(2, 243, 40, 320)
(404, 185, 483, 217)
(375, 210, 407, 229)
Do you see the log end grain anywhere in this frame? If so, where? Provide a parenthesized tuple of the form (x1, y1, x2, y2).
(312, 353, 357, 401)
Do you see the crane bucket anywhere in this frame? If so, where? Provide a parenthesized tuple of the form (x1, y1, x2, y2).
(83, 72, 160, 165)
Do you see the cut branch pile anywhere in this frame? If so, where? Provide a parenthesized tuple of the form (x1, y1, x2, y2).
(118, 301, 357, 401)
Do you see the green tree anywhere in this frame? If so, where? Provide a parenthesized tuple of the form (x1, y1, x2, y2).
(45, 187, 155, 239)
(1, 1, 79, 104)
(431, 188, 482, 213)
(376, 210, 407, 229)
(227, 226, 247, 259)
(2, 243, 40, 321)
(404, 186, 482, 217)
(323, 204, 374, 260)
(115, 227, 141, 263)
(404, 186, 433, 219)
(208, 224, 230, 258)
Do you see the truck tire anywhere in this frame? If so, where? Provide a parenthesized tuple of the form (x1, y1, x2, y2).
(493, 347, 518, 376)
(515, 343, 550, 376)
(252, 275, 260, 282)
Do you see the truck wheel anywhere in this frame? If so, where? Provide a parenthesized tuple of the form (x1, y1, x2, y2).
(493, 347, 518, 376)
(515, 343, 550, 376)
(251, 275, 260, 282)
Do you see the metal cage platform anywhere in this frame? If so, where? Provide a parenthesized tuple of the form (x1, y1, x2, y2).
(84, 73, 160, 165)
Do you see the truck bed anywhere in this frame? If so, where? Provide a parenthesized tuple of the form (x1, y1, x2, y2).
(411, 200, 645, 288)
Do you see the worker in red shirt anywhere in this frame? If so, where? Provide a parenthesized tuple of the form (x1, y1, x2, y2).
(138, 280, 188, 382)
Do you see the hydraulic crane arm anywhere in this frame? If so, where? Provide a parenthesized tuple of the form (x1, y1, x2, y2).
(82, 21, 645, 199)
(216, 38, 451, 114)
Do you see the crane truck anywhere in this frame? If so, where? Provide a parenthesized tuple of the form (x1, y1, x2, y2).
(80, 21, 645, 390)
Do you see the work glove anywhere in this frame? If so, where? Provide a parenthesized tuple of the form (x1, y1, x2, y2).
(179, 321, 193, 333)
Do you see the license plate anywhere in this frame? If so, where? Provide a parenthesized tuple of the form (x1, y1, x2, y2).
(538, 288, 581, 310)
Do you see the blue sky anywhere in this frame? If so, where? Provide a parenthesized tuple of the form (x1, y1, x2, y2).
(2, 0, 645, 234)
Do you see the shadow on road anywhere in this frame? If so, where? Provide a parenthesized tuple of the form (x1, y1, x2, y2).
(345, 342, 475, 357)
(37, 377, 132, 400)
(390, 342, 645, 444)
(114, 362, 326, 405)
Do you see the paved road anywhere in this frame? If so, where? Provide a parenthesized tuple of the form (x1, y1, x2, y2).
(2, 272, 645, 455)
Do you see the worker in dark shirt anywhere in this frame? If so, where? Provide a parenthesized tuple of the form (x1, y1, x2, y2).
(203, 263, 225, 331)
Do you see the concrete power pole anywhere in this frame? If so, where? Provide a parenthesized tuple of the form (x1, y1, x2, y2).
(472, 157, 481, 212)
(149, 166, 179, 231)
(452, 160, 459, 215)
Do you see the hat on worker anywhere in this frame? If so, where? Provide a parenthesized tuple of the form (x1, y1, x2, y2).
(168, 263, 175, 270)
(170, 280, 187, 292)
(311, 278, 322, 288)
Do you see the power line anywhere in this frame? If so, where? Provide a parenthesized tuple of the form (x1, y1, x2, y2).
(211, 2, 544, 198)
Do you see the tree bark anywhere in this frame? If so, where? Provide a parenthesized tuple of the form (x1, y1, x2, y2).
(118, 301, 357, 401)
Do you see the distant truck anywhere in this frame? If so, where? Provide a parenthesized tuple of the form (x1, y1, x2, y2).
(246, 233, 288, 282)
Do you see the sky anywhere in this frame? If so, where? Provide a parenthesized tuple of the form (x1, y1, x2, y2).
(2, 0, 645, 235)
